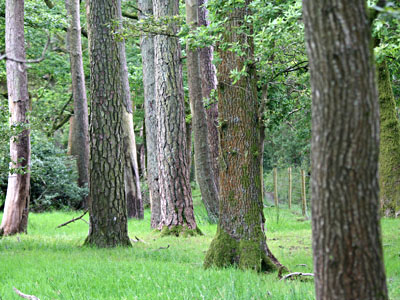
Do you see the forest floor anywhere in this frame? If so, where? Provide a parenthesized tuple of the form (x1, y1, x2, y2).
(0, 191, 399, 300)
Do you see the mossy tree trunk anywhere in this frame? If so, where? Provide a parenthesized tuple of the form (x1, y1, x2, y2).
(303, 0, 388, 298)
(138, 0, 161, 228)
(204, 1, 281, 272)
(185, 0, 219, 223)
(65, 0, 89, 209)
(198, 0, 219, 192)
(0, 0, 31, 236)
(378, 60, 400, 217)
(153, 0, 199, 235)
(84, 0, 131, 247)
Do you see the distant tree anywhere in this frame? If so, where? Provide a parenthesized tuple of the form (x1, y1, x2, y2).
(0, 0, 31, 236)
(198, 0, 220, 191)
(84, 0, 131, 247)
(153, 0, 200, 235)
(138, 0, 160, 228)
(185, 0, 219, 223)
(204, 0, 282, 271)
(303, 0, 388, 298)
(64, 0, 89, 208)
(377, 60, 400, 217)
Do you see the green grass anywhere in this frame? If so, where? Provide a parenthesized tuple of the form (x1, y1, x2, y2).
(0, 197, 399, 299)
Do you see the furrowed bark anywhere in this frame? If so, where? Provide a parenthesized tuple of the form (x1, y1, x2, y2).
(204, 1, 281, 271)
(185, 0, 219, 223)
(1, 0, 31, 236)
(84, 0, 131, 247)
(138, 0, 160, 228)
(303, 0, 388, 298)
(153, 0, 199, 235)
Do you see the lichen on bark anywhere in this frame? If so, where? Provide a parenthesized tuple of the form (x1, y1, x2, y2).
(378, 60, 400, 217)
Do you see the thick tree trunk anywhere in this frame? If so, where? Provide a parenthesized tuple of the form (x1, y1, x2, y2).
(153, 0, 200, 235)
(204, 1, 281, 271)
(84, 0, 131, 247)
(0, 0, 31, 236)
(65, 0, 89, 208)
(198, 0, 219, 190)
(138, 0, 160, 228)
(185, 0, 219, 223)
(378, 60, 400, 217)
(303, 0, 388, 299)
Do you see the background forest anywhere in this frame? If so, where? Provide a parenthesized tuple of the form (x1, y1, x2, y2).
(1, 0, 400, 299)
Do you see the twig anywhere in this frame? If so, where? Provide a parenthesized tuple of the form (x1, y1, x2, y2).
(134, 236, 148, 244)
(280, 272, 314, 281)
(295, 264, 308, 267)
(153, 245, 170, 251)
(13, 287, 40, 300)
(56, 210, 88, 228)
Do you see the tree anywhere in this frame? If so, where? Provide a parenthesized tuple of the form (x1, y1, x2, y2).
(65, 0, 89, 208)
(153, 0, 200, 235)
(378, 60, 400, 217)
(138, 0, 160, 228)
(185, 0, 219, 223)
(84, 0, 131, 247)
(0, 0, 31, 236)
(303, 0, 388, 298)
(204, 0, 282, 271)
(198, 0, 219, 191)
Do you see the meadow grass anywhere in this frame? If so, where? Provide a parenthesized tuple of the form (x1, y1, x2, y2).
(0, 192, 399, 299)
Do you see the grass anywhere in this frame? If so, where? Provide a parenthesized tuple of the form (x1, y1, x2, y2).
(0, 192, 399, 299)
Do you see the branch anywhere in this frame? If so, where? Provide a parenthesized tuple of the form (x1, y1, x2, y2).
(280, 272, 314, 281)
(270, 61, 308, 81)
(56, 210, 88, 228)
(1, 34, 51, 64)
(153, 245, 170, 251)
(13, 288, 40, 300)
(122, 11, 138, 20)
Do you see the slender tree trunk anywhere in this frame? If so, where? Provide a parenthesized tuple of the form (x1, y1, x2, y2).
(198, 0, 219, 190)
(185, 0, 219, 223)
(204, 1, 281, 271)
(303, 0, 388, 298)
(85, 0, 131, 247)
(0, 0, 31, 236)
(120, 31, 143, 220)
(378, 60, 400, 217)
(65, 0, 89, 208)
(153, 0, 200, 235)
(67, 115, 76, 155)
(138, 0, 160, 228)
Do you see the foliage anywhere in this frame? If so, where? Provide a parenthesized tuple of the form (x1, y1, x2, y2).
(29, 133, 88, 211)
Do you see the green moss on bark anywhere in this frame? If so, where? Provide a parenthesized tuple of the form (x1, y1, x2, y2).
(378, 60, 400, 217)
(160, 225, 203, 237)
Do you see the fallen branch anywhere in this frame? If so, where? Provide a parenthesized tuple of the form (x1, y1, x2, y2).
(13, 287, 40, 300)
(280, 272, 314, 281)
(56, 210, 88, 228)
(134, 236, 148, 244)
(154, 245, 170, 251)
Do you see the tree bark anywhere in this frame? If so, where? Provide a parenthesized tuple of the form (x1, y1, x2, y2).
(185, 0, 219, 223)
(84, 0, 131, 247)
(378, 60, 400, 217)
(65, 0, 89, 208)
(204, 1, 281, 271)
(138, 0, 160, 228)
(0, 0, 31, 236)
(303, 0, 388, 298)
(198, 0, 219, 190)
(67, 115, 76, 156)
(153, 0, 200, 235)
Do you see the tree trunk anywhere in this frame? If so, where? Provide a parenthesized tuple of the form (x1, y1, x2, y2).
(153, 0, 200, 235)
(198, 0, 219, 190)
(204, 1, 281, 271)
(0, 0, 31, 236)
(303, 0, 388, 298)
(138, 0, 160, 228)
(378, 60, 400, 217)
(65, 0, 89, 208)
(185, 0, 219, 223)
(84, 0, 131, 247)
(67, 115, 76, 156)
